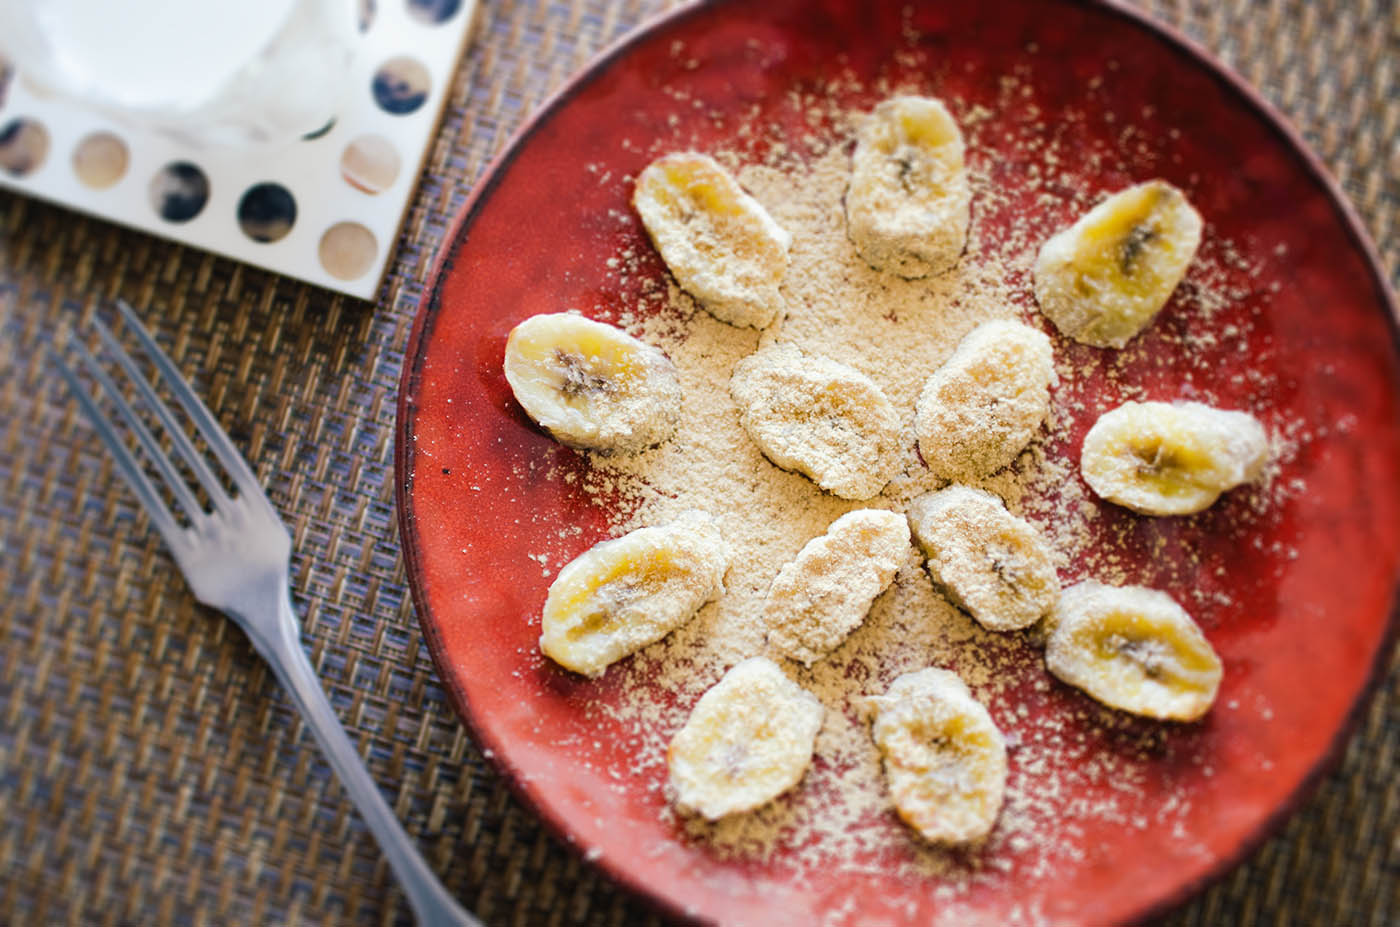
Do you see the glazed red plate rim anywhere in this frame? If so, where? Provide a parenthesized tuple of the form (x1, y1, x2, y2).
(396, 1, 1400, 922)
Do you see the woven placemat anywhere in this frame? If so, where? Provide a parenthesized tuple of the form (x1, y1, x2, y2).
(1, 1, 1395, 924)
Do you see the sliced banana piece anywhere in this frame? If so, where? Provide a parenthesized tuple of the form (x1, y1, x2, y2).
(504, 312, 682, 453)
(1081, 400, 1268, 515)
(668, 656, 825, 820)
(862, 668, 1007, 845)
(1044, 581, 1223, 721)
(539, 511, 729, 678)
(764, 509, 911, 665)
(633, 152, 792, 329)
(845, 95, 972, 278)
(730, 344, 903, 500)
(1034, 180, 1204, 348)
(915, 319, 1056, 482)
(907, 486, 1059, 632)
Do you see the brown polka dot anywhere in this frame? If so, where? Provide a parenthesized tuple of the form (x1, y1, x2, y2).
(341, 134, 401, 194)
(319, 222, 377, 280)
(237, 182, 297, 243)
(0, 118, 50, 177)
(372, 56, 430, 115)
(406, 0, 461, 25)
(73, 132, 129, 189)
(149, 161, 209, 222)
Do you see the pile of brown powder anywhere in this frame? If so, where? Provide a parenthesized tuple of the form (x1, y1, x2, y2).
(539, 71, 1309, 906)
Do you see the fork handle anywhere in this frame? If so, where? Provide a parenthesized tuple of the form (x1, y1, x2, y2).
(250, 586, 480, 927)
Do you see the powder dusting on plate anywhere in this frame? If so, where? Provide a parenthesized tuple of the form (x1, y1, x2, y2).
(525, 63, 1312, 911)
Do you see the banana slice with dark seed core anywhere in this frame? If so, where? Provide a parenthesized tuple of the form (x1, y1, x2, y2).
(907, 486, 1059, 632)
(540, 511, 729, 678)
(1080, 400, 1268, 515)
(668, 657, 824, 820)
(731, 344, 903, 500)
(861, 668, 1007, 844)
(764, 509, 910, 665)
(504, 312, 682, 453)
(633, 152, 791, 329)
(915, 319, 1056, 483)
(1034, 180, 1203, 348)
(1044, 581, 1223, 721)
(845, 95, 972, 279)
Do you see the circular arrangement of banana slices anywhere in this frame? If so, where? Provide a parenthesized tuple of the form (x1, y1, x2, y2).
(729, 343, 903, 500)
(1034, 180, 1204, 348)
(1044, 582, 1223, 722)
(764, 509, 911, 666)
(633, 151, 792, 329)
(503, 312, 682, 453)
(908, 486, 1060, 632)
(861, 668, 1008, 845)
(1081, 400, 1269, 515)
(668, 657, 825, 820)
(539, 511, 730, 678)
(494, 91, 1285, 849)
(845, 95, 972, 279)
(915, 319, 1057, 483)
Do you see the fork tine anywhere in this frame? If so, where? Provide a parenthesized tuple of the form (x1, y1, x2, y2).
(114, 299, 265, 500)
(50, 345, 185, 548)
(93, 316, 233, 515)
(69, 338, 208, 524)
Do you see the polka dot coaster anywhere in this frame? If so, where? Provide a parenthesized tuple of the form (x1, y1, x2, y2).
(0, 0, 477, 299)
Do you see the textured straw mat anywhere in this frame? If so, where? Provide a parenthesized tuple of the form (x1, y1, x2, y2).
(1, 0, 1396, 924)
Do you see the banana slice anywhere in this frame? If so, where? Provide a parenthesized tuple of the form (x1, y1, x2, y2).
(1034, 180, 1204, 348)
(907, 486, 1059, 632)
(539, 511, 729, 678)
(1044, 581, 1223, 721)
(845, 95, 972, 278)
(915, 319, 1056, 482)
(764, 509, 911, 665)
(730, 344, 903, 500)
(503, 312, 682, 453)
(633, 152, 792, 329)
(1081, 400, 1269, 515)
(668, 657, 825, 820)
(862, 668, 1007, 844)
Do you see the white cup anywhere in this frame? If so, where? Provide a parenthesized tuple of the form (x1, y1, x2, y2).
(0, 0, 356, 148)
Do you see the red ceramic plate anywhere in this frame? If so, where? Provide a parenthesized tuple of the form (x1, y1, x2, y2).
(397, 1, 1400, 923)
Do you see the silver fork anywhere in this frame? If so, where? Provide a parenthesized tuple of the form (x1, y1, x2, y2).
(52, 300, 478, 927)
